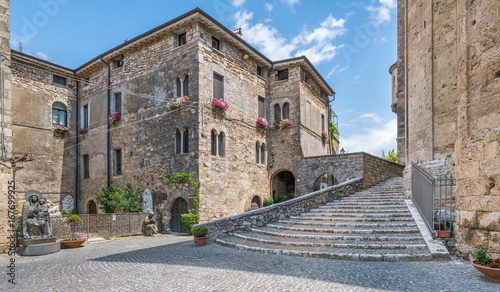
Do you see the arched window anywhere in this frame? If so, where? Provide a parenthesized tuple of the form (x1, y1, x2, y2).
(183, 75, 189, 96)
(255, 142, 260, 163)
(175, 129, 182, 154)
(282, 103, 290, 120)
(218, 132, 224, 157)
(211, 130, 217, 156)
(176, 75, 189, 97)
(176, 78, 182, 97)
(183, 128, 189, 153)
(260, 144, 265, 164)
(274, 104, 281, 121)
(52, 102, 67, 126)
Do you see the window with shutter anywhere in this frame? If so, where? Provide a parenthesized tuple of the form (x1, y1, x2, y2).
(213, 73, 224, 100)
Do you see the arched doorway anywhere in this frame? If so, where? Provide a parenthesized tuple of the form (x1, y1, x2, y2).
(88, 200, 97, 214)
(170, 198, 188, 232)
(312, 173, 338, 191)
(251, 196, 261, 210)
(271, 170, 295, 200)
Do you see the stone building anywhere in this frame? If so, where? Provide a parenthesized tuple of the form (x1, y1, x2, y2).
(392, 0, 500, 257)
(0, 6, 342, 243)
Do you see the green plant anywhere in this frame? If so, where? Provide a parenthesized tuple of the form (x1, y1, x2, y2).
(192, 226, 208, 238)
(470, 244, 492, 266)
(164, 173, 200, 212)
(382, 149, 398, 163)
(61, 208, 78, 215)
(96, 185, 142, 213)
(313, 184, 320, 192)
(181, 214, 199, 234)
(98, 230, 111, 240)
(263, 198, 273, 207)
(64, 215, 83, 240)
(329, 119, 339, 148)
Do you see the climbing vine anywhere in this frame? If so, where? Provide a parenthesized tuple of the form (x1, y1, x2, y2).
(164, 173, 200, 213)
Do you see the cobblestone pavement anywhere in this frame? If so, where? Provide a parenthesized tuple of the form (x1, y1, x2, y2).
(1, 235, 498, 291)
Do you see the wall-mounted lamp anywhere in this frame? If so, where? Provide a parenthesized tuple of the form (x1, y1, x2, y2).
(243, 54, 249, 60)
(340, 148, 345, 154)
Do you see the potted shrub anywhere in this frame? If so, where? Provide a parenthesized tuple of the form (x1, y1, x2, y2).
(54, 125, 68, 134)
(108, 112, 121, 124)
(322, 131, 329, 139)
(60, 215, 86, 248)
(274, 119, 292, 130)
(79, 128, 88, 135)
(211, 98, 229, 111)
(256, 117, 269, 129)
(181, 213, 199, 234)
(167, 95, 190, 110)
(192, 225, 208, 246)
(470, 244, 500, 282)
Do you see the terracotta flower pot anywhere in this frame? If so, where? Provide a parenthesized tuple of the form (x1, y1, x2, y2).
(194, 236, 206, 246)
(435, 230, 451, 238)
(60, 239, 86, 248)
(471, 260, 500, 282)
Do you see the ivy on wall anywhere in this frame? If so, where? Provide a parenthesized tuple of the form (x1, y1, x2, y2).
(164, 173, 200, 213)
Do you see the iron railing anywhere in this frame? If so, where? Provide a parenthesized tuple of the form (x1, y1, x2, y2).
(411, 163, 455, 238)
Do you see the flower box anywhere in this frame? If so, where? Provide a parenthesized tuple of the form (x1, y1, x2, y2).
(79, 128, 88, 135)
(212, 98, 229, 111)
(274, 119, 292, 130)
(167, 96, 190, 111)
(322, 131, 329, 139)
(256, 117, 269, 129)
(108, 112, 121, 124)
(54, 126, 68, 134)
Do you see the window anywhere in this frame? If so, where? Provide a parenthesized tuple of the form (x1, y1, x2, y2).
(211, 130, 217, 156)
(113, 149, 122, 175)
(255, 142, 260, 163)
(176, 75, 189, 97)
(83, 155, 89, 179)
(82, 104, 89, 129)
(183, 128, 189, 154)
(258, 96, 265, 118)
(213, 73, 224, 100)
(321, 114, 325, 132)
(277, 69, 288, 81)
(282, 103, 289, 120)
(257, 66, 262, 76)
(260, 144, 265, 164)
(218, 132, 224, 157)
(176, 78, 182, 97)
(113, 93, 122, 113)
(178, 33, 186, 46)
(274, 104, 281, 121)
(212, 36, 220, 50)
(305, 72, 311, 85)
(176, 129, 182, 154)
(115, 59, 124, 68)
(52, 102, 67, 126)
(53, 75, 67, 86)
(83, 77, 89, 87)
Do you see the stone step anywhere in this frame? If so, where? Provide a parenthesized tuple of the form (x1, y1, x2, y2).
(332, 198, 404, 203)
(251, 228, 424, 241)
(289, 215, 415, 222)
(301, 212, 413, 218)
(310, 208, 411, 213)
(330, 201, 406, 206)
(266, 223, 421, 234)
(319, 204, 407, 209)
(278, 220, 417, 228)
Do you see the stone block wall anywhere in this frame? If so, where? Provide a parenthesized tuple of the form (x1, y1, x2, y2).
(195, 178, 364, 242)
(362, 153, 405, 189)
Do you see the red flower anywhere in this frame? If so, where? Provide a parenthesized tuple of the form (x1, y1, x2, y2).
(110, 197, 113, 199)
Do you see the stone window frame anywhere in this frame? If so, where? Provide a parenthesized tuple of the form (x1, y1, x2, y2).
(81, 102, 89, 129)
(52, 102, 68, 127)
(112, 92, 122, 114)
(82, 154, 90, 179)
(212, 70, 225, 101)
(258, 96, 266, 118)
(273, 101, 292, 122)
(276, 69, 288, 81)
(175, 127, 189, 155)
(177, 32, 187, 47)
(255, 141, 266, 165)
(211, 35, 221, 51)
(210, 128, 226, 157)
(53, 74, 67, 87)
(175, 74, 189, 97)
(113, 148, 122, 176)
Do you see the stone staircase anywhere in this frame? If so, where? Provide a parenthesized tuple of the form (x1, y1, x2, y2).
(216, 177, 433, 261)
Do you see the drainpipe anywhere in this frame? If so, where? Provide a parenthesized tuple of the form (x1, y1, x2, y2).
(75, 77, 81, 213)
(100, 57, 112, 187)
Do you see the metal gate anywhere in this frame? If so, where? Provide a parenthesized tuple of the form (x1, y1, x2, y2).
(170, 198, 188, 232)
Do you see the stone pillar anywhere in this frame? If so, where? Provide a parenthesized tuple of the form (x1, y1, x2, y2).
(0, 0, 13, 253)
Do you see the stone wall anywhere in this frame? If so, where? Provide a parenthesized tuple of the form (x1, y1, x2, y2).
(362, 153, 405, 189)
(195, 178, 364, 242)
(0, 0, 13, 253)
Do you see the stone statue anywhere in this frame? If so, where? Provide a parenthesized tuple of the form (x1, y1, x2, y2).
(62, 195, 75, 211)
(144, 213, 159, 236)
(142, 189, 153, 213)
(22, 190, 52, 239)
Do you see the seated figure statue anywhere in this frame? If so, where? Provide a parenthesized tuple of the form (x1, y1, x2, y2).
(144, 213, 159, 236)
(22, 190, 52, 239)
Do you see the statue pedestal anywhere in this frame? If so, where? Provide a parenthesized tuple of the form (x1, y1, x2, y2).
(18, 237, 60, 256)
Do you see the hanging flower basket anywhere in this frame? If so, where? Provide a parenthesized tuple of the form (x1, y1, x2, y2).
(108, 112, 121, 124)
(167, 96, 190, 111)
(54, 125, 68, 134)
(274, 119, 292, 130)
(322, 131, 329, 139)
(79, 128, 88, 135)
(256, 117, 269, 129)
(212, 98, 229, 111)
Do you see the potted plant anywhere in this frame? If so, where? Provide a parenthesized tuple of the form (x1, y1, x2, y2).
(108, 112, 121, 124)
(274, 119, 292, 130)
(321, 131, 329, 139)
(79, 128, 88, 135)
(192, 225, 208, 246)
(54, 125, 68, 134)
(470, 244, 500, 282)
(60, 215, 86, 248)
(256, 117, 269, 129)
(212, 97, 229, 111)
(167, 95, 190, 110)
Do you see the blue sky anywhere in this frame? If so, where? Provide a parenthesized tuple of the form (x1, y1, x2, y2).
(10, 0, 398, 156)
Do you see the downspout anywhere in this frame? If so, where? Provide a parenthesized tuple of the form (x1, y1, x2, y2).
(74, 77, 80, 213)
(100, 57, 112, 187)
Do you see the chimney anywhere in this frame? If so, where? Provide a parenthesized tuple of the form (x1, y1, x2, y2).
(233, 28, 242, 36)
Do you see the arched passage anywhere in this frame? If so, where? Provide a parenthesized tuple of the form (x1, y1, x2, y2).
(170, 197, 188, 232)
(88, 200, 97, 214)
(251, 196, 261, 210)
(312, 173, 339, 191)
(271, 170, 295, 199)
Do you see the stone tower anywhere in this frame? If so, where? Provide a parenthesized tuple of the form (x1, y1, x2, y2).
(0, 0, 13, 253)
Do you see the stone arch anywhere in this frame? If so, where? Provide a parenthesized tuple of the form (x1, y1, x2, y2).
(87, 200, 98, 214)
(160, 188, 192, 232)
(309, 164, 346, 190)
(270, 169, 296, 199)
(170, 197, 188, 232)
(251, 196, 261, 210)
(312, 173, 339, 191)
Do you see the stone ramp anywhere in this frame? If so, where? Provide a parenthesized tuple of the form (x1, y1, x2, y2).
(217, 177, 436, 261)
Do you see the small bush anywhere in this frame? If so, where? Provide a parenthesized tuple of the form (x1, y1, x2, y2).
(181, 214, 199, 234)
(61, 208, 78, 215)
(64, 215, 83, 225)
(192, 226, 208, 238)
(263, 198, 273, 207)
(471, 244, 491, 266)
(313, 184, 320, 192)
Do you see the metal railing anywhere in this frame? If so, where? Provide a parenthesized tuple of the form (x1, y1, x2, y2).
(411, 163, 455, 238)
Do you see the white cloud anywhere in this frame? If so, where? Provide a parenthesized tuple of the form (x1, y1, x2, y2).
(234, 11, 346, 64)
(341, 118, 397, 156)
(366, 0, 396, 25)
(35, 52, 50, 60)
(326, 65, 340, 79)
(337, 65, 349, 73)
(359, 112, 382, 123)
(265, 3, 273, 11)
(282, 0, 300, 8)
(232, 0, 246, 7)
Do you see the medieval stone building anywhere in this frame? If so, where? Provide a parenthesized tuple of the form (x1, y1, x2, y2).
(392, 0, 500, 257)
(0, 6, 342, 246)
